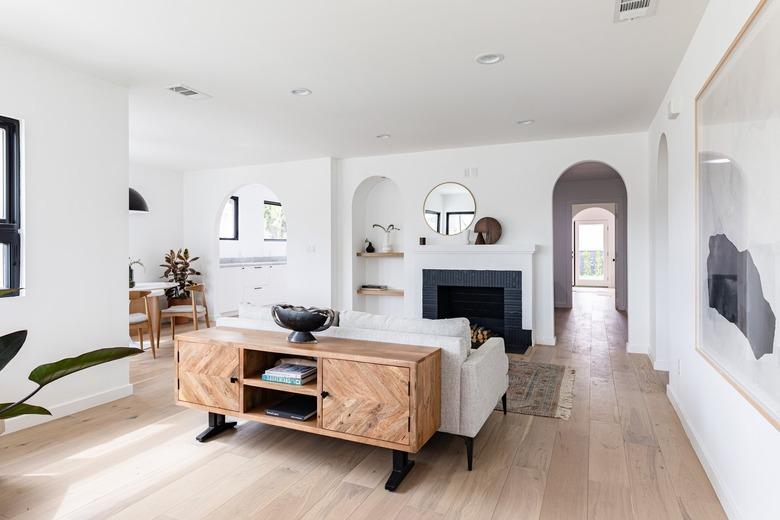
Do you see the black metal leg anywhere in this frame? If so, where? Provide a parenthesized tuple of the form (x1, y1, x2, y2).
(385, 450, 415, 491)
(464, 436, 474, 471)
(502, 392, 507, 415)
(196, 412, 236, 442)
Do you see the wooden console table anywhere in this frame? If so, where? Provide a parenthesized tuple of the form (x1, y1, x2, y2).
(174, 327, 441, 490)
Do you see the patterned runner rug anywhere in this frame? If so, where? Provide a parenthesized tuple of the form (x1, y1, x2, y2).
(496, 356, 576, 420)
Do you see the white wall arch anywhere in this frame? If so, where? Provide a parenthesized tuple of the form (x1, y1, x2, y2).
(350, 176, 405, 314)
(552, 161, 629, 311)
(652, 133, 670, 369)
(212, 182, 288, 314)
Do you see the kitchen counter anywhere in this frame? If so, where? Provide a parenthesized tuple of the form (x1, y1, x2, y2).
(219, 256, 287, 268)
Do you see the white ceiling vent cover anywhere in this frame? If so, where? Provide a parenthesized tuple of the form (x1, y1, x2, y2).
(166, 85, 211, 100)
(614, 0, 657, 22)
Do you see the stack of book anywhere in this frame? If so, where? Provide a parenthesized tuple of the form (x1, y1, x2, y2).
(261, 363, 316, 385)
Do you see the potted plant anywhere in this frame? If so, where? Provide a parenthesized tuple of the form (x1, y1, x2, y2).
(160, 249, 201, 320)
(372, 224, 400, 252)
(129, 258, 144, 288)
(0, 302, 142, 433)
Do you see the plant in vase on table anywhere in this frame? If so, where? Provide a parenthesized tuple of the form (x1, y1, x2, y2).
(372, 224, 400, 253)
(160, 248, 201, 308)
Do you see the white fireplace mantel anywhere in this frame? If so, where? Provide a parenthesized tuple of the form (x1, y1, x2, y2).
(413, 244, 537, 255)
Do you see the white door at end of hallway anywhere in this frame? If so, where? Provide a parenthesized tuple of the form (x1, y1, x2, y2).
(575, 219, 609, 287)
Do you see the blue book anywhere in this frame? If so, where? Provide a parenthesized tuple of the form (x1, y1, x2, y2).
(261, 374, 315, 385)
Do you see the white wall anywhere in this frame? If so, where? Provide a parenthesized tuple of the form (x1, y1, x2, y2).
(333, 132, 650, 349)
(218, 183, 287, 259)
(648, 1, 780, 518)
(0, 45, 130, 433)
(182, 158, 332, 314)
(129, 164, 183, 282)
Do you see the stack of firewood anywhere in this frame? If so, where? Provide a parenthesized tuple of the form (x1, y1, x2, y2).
(470, 324, 493, 348)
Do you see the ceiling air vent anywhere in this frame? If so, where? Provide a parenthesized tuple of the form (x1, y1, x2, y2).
(614, 0, 657, 22)
(166, 85, 211, 100)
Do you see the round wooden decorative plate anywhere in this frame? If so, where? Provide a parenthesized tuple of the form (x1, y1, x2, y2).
(474, 217, 502, 244)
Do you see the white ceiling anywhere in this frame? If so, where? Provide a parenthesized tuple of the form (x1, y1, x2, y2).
(0, 0, 708, 172)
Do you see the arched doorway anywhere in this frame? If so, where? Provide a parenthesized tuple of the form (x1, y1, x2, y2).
(351, 176, 404, 315)
(213, 183, 288, 316)
(552, 161, 628, 312)
(653, 134, 670, 366)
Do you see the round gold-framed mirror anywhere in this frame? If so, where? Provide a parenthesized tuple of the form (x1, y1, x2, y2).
(423, 182, 476, 235)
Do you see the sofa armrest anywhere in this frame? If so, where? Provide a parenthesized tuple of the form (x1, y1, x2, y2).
(459, 337, 509, 438)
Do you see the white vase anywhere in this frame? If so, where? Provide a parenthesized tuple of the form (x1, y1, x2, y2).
(381, 231, 393, 252)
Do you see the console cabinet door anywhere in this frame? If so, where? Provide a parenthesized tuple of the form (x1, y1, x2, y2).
(321, 359, 410, 445)
(177, 341, 240, 412)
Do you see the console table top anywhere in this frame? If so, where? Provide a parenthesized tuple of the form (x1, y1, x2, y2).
(177, 326, 440, 366)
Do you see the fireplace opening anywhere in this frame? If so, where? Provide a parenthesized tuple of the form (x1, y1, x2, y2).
(422, 269, 531, 353)
(437, 286, 504, 346)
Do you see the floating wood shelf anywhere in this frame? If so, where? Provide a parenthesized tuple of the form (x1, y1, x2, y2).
(243, 375, 319, 396)
(356, 252, 404, 258)
(357, 288, 404, 297)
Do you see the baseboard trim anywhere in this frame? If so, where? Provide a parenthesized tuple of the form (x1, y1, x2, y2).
(666, 385, 741, 520)
(534, 336, 557, 346)
(1, 383, 134, 434)
(625, 342, 650, 354)
(653, 358, 670, 371)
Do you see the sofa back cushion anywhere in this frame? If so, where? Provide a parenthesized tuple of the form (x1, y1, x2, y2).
(339, 311, 469, 342)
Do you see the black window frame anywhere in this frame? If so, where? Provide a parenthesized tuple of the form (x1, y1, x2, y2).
(219, 196, 239, 241)
(445, 211, 475, 235)
(0, 115, 21, 296)
(425, 209, 441, 233)
(263, 200, 287, 242)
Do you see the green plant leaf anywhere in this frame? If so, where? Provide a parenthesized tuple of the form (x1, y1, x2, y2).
(28, 347, 143, 387)
(0, 402, 51, 420)
(0, 330, 27, 372)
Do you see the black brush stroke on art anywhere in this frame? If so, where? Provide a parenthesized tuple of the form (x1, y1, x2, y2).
(707, 234, 776, 359)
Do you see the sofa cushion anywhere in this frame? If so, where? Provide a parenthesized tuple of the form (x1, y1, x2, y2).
(339, 310, 469, 340)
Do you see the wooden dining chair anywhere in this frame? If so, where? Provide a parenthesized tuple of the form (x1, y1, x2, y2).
(129, 290, 157, 358)
(159, 284, 211, 341)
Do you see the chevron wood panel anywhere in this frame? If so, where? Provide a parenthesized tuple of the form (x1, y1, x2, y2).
(177, 341, 239, 411)
(322, 359, 410, 444)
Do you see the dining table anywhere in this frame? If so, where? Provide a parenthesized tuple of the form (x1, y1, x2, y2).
(129, 282, 177, 343)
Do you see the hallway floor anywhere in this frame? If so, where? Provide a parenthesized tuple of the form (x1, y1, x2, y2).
(0, 297, 725, 519)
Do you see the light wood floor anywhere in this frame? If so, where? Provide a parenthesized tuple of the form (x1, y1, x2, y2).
(0, 292, 726, 519)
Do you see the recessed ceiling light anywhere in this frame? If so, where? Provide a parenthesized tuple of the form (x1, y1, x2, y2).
(376, 134, 391, 140)
(517, 119, 535, 125)
(291, 88, 312, 96)
(475, 53, 504, 65)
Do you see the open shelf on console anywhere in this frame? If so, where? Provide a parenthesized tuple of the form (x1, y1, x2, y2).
(243, 403, 319, 433)
(243, 375, 318, 396)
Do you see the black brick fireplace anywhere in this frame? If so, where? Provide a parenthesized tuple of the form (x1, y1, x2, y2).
(422, 269, 532, 353)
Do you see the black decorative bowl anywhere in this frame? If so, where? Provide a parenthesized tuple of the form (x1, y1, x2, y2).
(271, 304, 336, 344)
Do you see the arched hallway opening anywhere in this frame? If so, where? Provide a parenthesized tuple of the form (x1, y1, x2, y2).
(552, 161, 628, 321)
